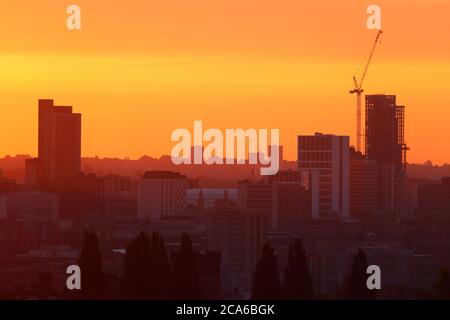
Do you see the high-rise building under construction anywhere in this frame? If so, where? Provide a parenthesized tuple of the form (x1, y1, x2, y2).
(365, 94, 407, 219)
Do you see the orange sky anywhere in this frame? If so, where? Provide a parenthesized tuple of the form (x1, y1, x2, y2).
(0, 0, 449, 163)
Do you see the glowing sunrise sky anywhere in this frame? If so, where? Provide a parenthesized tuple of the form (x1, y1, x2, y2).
(0, 0, 449, 163)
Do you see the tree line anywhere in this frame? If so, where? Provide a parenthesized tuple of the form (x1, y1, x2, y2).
(72, 231, 450, 300)
(73, 231, 200, 300)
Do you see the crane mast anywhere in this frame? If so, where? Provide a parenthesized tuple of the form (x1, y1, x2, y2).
(350, 30, 383, 153)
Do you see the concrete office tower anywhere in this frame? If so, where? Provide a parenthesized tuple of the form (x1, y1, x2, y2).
(270, 182, 311, 234)
(298, 133, 350, 220)
(268, 170, 311, 233)
(350, 148, 378, 219)
(415, 177, 450, 219)
(38, 99, 81, 182)
(238, 173, 311, 235)
(138, 171, 187, 222)
(238, 180, 272, 234)
(207, 197, 263, 298)
(365, 95, 407, 219)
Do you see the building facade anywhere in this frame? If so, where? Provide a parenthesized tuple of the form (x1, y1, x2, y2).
(365, 94, 407, 219)
(207, 197, 263, 298)
(38, 99, 81, 182)
(138, 171, 187, 222)
(349, 148, 378, 219)
(415, 177, 450, 219)
(298, 133, 350, 220)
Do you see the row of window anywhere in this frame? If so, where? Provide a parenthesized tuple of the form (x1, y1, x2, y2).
(298, 152, 332, 162)
(298, 136, 332, 150)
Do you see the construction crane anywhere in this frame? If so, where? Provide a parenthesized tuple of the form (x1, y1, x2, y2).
(350, 30, 383, 153)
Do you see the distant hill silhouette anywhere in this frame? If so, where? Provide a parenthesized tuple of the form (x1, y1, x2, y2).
(0, 155, 449, 185)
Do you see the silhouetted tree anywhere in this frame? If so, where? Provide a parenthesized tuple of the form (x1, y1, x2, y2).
(172, 233, 200, 299)
(79, 231, 105, 299)
(435, 268, 450, 299)
(284, 238, 314, 300)
(252, 243, 281, 300)
(345, 249, 375, 300)
(150, 231, 171, 299)
(122, 232, 152, 299)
